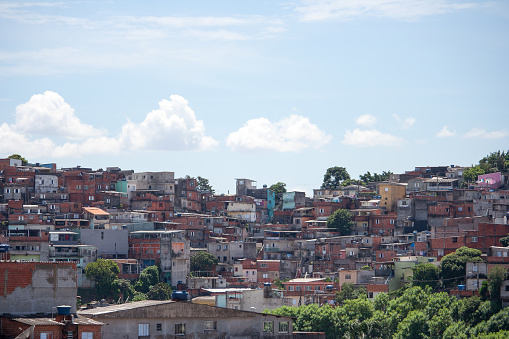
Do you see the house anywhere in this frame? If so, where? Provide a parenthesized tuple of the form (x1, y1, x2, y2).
(1, 307, 103, 339)
(378, 182, 406, 212)
(78, 300, 299, 338)
(477, 172, 505, 190)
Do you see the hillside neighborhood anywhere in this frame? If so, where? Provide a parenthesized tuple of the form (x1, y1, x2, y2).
(1, 152, 509, 338)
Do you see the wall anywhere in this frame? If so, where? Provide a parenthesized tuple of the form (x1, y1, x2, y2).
(0, 261, 77, 315)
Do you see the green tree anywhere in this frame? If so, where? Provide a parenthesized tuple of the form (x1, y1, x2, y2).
(359, 170, 392, 183)
(336, 283, 367, 304)
(269, 182, 287, 205)
(412, 262, 441, 290)
(134, 266, 160, 293)
(499, 233, 509, 247)
(395, 310, 428, 339)
(113, 279, 135, 302)
(326, 209, 354, 235)
(441, 247, 482, 287)
(147, 282, 172, 300)
(321, 166, 350, 189)
(8, 153, 28, 165)
(84, 259, 120, 299)
(190, 251, 219, 272)
(488, 266, 507, 301)
(196, 176, 215, 193)
(462, 165, 485, 187)
(479, 150, 509, 174)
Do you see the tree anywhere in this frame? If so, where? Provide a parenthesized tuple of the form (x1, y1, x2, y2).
(113, 279, 135, 302)
(499, 234, 509, 247)
(336, 283, 367, 304)
(269, 182, 287, 205)
(190, 251, 219, 272)
(134, 266, 160, 293)
(147, 282, 172, 300)
(412, 263, 441, 290)
(441, 247, 482, 287)
(196, 176, 215, 193)
(321, 166, 350, 189)
(463, 165, 485, 187)
(488, 266, 507, 301)
(8, 154, 28, 165)
(326, 209, 354, 235)
(84, 259, 120, 299)
(359, 170, 392, 183)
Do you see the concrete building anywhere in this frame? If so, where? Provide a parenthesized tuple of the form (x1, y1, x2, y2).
(0, 261, 77, 315)
(128, 230, 190, 286)
(81, 228, 129, 259)
(49, 244, 98, 288)
(378, 182, 406, 212)
(222, 286, 293, 312)
(78, 300, 298, 338)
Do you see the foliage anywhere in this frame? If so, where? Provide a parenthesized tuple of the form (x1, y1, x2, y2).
(326, 208, 354, 235)
(359, 170, 392, 183)
(190, 251, 219, 272)
(478, 150, 509, 174)
(487, 266, 507, 300)
(272, 278, 289, 290)
(113, 279, 135, 302)
(412, 262, 441, 290)
(8, 153, 28, 165)
(321, 166, 350, 189)
(441, 246, 482, 287)
(462, 165, 485, 186)
(84, 259, 120, 299)
(269, 182, 287, 205)
(134, 265, 160, 293)
(335, 283, 366, 304)
(147, 282, 172, 300)
(196, 176, 215, 193)
(500, 233, 509, 247)
(267, 286, 509, 339)
(132, 292, 147, 302)
(360, 265, 373, 270)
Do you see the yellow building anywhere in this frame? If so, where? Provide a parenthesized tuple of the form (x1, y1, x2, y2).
(378, 182, 407, 212)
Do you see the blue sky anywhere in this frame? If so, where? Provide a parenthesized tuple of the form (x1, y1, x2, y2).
(0, 0, 508, 195)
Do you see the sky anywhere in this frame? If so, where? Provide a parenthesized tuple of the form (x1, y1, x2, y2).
(0, 0, 508, 196)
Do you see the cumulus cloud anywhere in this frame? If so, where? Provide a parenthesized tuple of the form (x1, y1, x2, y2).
(355, 114, 377, 127)
(294, 0, 477, 22)
(464, 128, 508, 139)
(13, 91, 103, 140)
(119, 95, 217, 151)
(342, 128, 402, 147)
(437, 126, 456, 137)
(0, 92, 217, 158)
(226, 115, 331, 152)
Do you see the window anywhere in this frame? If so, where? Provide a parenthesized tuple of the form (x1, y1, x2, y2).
(505, 285, 509, 292)
(296, 286, 302, 291)
(289, 286, 294, 291)
(471, 236, 478, 243)
(204, 320, 217, 331)
(452, 237, 457, 243)
(458, 206, 463, 212)
(345, 274, 351, 280)
(41, 334, 51, 339)
(156, 323, 162, 331)
(263, 273, 268, 279)
(175, 323, 186, 335)
(88, 196, 94, 201)
(390, 220, 395, 224)
(138, 323, 149, 336)
(224, 245, 228, 250)
(279, 322, 289, 333)
(263, 321, 274, 333)
(259, 263, 268, 268)
(306, 286, 311, 291)
(82, 333, 93, 339)
(385, 187, 389, 192)
(375, 219, 380, 224)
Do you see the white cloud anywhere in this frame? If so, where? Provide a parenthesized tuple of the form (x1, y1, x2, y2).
(437, 126, 456, 137)
(392, 114, 416, 129)
(342, 128, 402, 147)
(119, 95, 218, 151)
(294, 0, 477, 22)
(355, 114, 377, 127)
(464, 128, 508, 139)
(0, 92, 217, 158)
(226, 115, 331, 152)
(13, 91, 103, 140)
